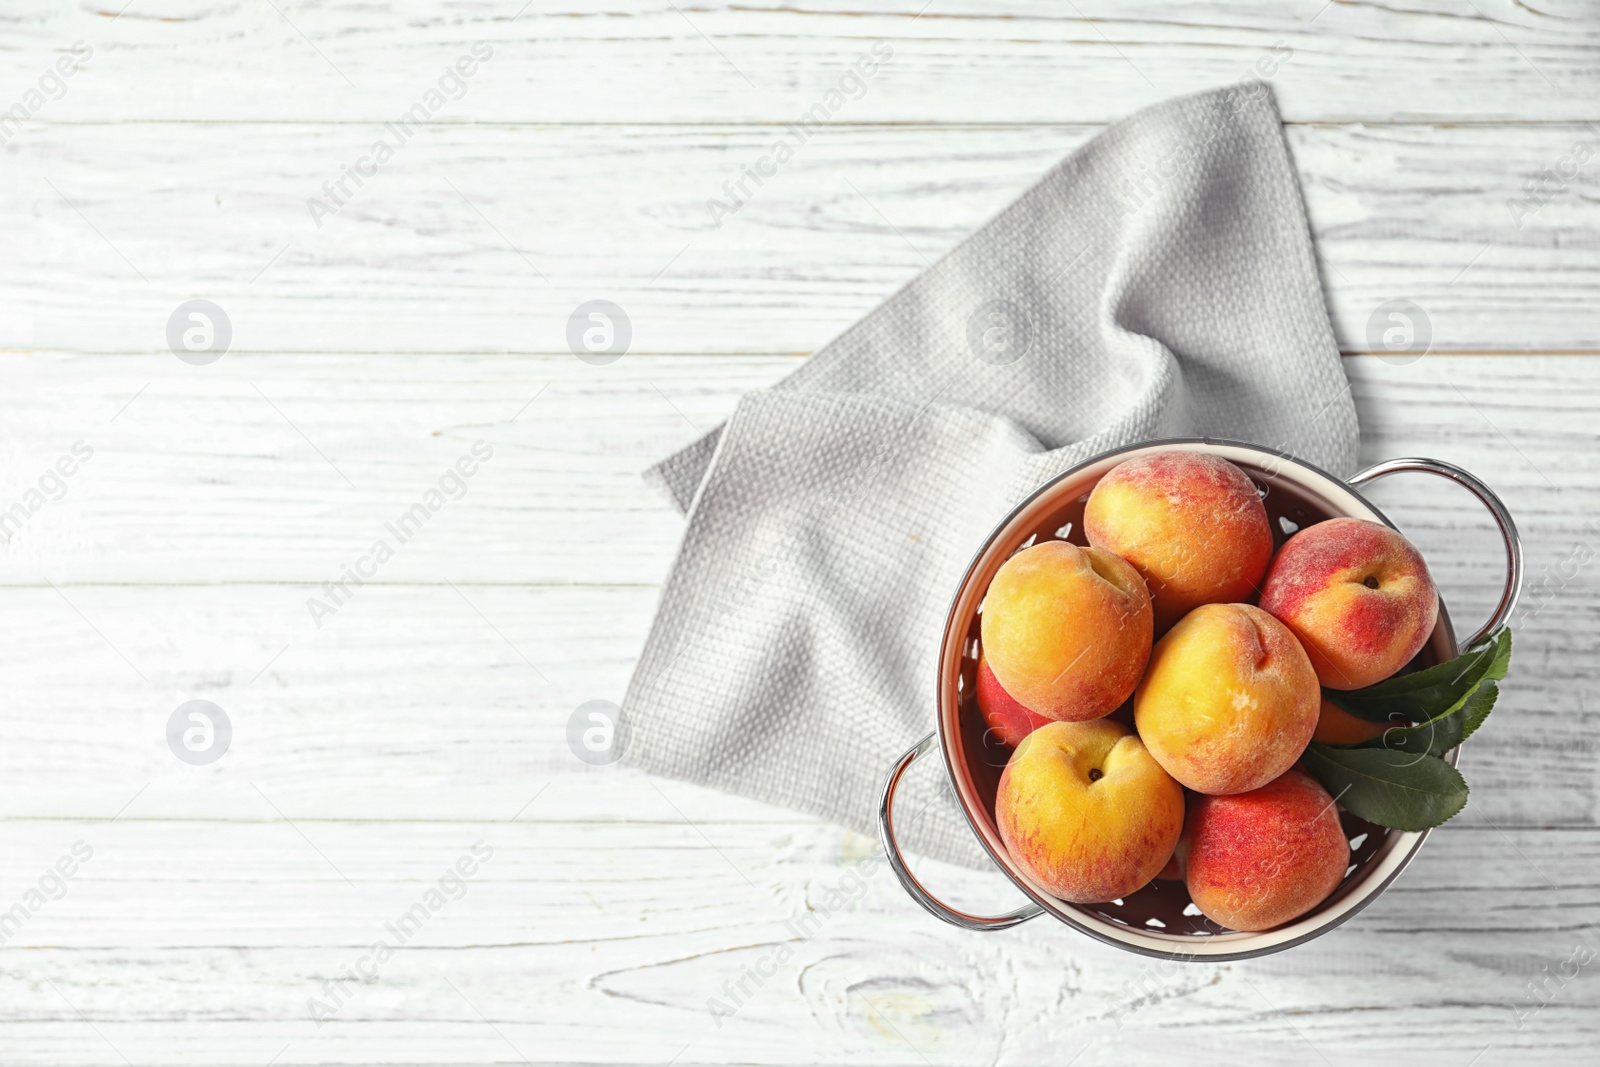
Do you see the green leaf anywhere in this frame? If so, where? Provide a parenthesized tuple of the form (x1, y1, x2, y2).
(1326, 628, 1512, 724)
(1300, 743, 1469, 831)
(1455, 679, 1499, 746)
(1357, 679, 1498, 757)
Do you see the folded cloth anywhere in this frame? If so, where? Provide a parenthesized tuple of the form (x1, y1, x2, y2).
(619, 82, 1359, 869)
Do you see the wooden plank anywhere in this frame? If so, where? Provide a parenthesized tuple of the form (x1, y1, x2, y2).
(0, 352, 773, 586)
(0, 819, 1596, 1064)
(8, 123, 1599, 355)
(0, 562, 1589, 830)
(1, 353, 1594, 589)
(2, 0, 1598, 123)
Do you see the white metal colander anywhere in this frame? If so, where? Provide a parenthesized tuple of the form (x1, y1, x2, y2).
(878, 439, 1521, 961)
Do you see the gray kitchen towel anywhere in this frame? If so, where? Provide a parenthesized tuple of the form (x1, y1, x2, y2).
(619, 82, 1359, 870)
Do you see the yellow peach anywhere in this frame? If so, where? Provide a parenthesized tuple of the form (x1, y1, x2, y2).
(981, 541, 1153, 722)
(1312, 695, 1391, 745)
(1134, 603, 1319, 795)
(996, 720, 1184, 903)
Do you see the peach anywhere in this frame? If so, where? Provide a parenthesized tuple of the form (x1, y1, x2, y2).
(1312, 695, 1390, 745)
(1134, 603, 1318, 795)
(1258, 518, 1439, 690)
(1084, 451, 1273, 633)
(980, 540, 1153, 722)
(996, 720, 1184, 903)
(1184, 768, 1351, 931)
(975, 655, 1052, 749)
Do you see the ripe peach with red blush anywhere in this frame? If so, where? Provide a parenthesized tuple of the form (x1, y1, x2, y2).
(1084, 451, 1273, 633)
(975, 655, 1052, 748)
(1258, 517, 1439, 690)
(1184, 768, 1351, 931)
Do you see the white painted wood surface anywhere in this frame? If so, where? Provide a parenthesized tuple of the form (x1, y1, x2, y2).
(11, 123, 1600, 353)
(3, 3, 1599, 1064)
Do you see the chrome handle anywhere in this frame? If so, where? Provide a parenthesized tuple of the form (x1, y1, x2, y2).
(877, 731, 1043, 931)
(1348, 457, 1523, 647)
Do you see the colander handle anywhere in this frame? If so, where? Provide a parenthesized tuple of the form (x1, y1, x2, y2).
(1348, 457, 1523, 647)
(877, 731, 1044, 931)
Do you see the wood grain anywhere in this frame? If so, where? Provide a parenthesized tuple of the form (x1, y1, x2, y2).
(0, 819, 1597, 1065)
(0, 357, 1595, 834)
(9, 123, 1599, 354)
(0, 570, 1590, 833)
(1, 0, 1598, 123)
(0, 353, 1591, 588)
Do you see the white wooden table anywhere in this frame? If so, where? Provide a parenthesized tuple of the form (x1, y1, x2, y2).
(2, 2, 1598, 1063)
